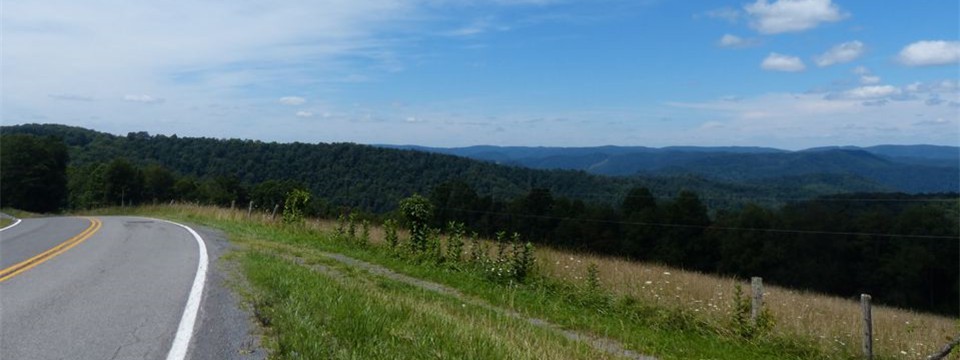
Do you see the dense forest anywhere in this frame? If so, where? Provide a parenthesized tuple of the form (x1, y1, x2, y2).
(1, 125, 957, 316)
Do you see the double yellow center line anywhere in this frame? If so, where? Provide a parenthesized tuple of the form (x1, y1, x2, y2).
(0, 217, 102, 282)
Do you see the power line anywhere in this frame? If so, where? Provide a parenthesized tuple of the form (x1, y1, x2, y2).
(432, 205, 960, 240)
(429, 184, 960, 204)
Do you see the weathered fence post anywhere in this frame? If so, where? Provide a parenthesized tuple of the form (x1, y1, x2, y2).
(231, 200, 236, 210)
(750, 277, 764, 324)
(271, 204, 279, 219)
(247, 201, 254, 217)
(926, 335, 960, 360)
(861, 294, 873, 360)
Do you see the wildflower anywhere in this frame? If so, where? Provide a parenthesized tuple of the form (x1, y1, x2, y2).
(644, 281, 653, 285)
(663, 272, 671, 275)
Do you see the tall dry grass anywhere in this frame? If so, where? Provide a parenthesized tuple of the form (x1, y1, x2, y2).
(157, 204, 957, 359)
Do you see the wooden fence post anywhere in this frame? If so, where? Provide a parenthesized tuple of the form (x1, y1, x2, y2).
(247, 201, 254, 217)
(861, 294, 873, 360)
(750, 277, 763, 324)
(271, 204, 279, 219)
(231, 200, 236, 210)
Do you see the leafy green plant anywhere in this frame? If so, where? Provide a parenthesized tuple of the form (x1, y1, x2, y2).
(511, 240, 535, 283)
(586, 263, 600, 292)
(399, 194, 432, 253)
(469, 231, 484, 264)
(336, 213, 347, 237)
(281, 189, 310, 224)
(730, 283, 774, 339)
(347, 212, 358, 239)
(446, 221, 465, 264)
(360, 219, 370, 246)
(428, 227, 443, 263)
(384, 219, 399, 249)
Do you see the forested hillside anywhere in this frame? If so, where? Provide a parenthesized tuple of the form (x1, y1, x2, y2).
(387, 144, 959, 193)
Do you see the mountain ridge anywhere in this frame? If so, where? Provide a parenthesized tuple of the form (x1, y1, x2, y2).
(380, 144, 959, 193)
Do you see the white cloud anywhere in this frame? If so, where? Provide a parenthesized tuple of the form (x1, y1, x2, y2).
(898, 40, 960, 66)
(851, 66, 880, 85)
(279, 96, 307, 106)
(814, 41, 864, 67)
(841, 85, 900, 100)
(744, 0, 846, 34)
(717, 34, 759, 48)
(666, 91, 959, 148)
(295, 111, 313, 117)
(859, 75, 880, 85)
(761, 53, 806, 72)
(123, 94, 164, 103)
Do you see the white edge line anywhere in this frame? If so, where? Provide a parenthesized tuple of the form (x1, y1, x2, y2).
(160, 219, 209, 360)
(0, 218, 23, 232)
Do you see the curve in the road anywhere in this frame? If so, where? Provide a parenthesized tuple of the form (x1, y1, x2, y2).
(0, 217, 101, 282)
(161, 219, 209, 360)
(0, 218, 23, 232)
(1, 216, 213, 359)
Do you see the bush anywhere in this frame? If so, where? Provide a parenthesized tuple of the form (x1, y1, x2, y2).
(384, 219, 399, 249)
(399, 194, 432, 253)
(446, 222, 465, 263)
(730, 283, 774, 339)
(282, 189, 310, 224)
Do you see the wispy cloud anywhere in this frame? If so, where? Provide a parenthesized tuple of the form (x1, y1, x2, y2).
(697, 7, 741, 23)
(123, 94, 164, 104)
(666, 89, 959, 148)
(814, 41, 864, 67)
(280, 96, 307, 106)
(761, 53, 806, 72)
(717, 34, 760, 48)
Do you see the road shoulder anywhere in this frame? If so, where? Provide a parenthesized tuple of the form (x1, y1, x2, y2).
(190, 225, 267, 360)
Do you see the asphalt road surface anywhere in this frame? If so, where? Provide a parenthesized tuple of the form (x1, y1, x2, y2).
(0, 216, 264, 360)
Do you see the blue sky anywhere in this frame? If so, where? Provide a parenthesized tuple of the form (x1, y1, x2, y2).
(3, 0, 958, 149)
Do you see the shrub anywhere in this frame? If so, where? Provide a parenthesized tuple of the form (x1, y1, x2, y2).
(446, 222, 465, 263)
(730, 283, 775, 339)
(399, 194, 432, 253)
(347, 212, 358, 239)
(360, 219, 370, 246)
(384, 219, 399, 249)
(281, 189, 310, 224)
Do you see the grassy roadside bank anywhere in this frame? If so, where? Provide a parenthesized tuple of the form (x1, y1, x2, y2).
(89, 205, 954, 359)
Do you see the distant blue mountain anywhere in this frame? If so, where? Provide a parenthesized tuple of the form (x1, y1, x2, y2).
(378, 144, 959, 193)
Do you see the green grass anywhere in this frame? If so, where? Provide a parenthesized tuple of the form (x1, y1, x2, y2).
(94, 206, 871, 360)
(1, 208, 38, 220)
(243, 251, 611, 359)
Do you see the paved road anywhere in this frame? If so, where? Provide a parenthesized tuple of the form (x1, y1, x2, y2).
(0, 216, 264, 360)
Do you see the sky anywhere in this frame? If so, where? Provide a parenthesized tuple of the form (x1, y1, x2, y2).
(2, 0, 959, 149)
